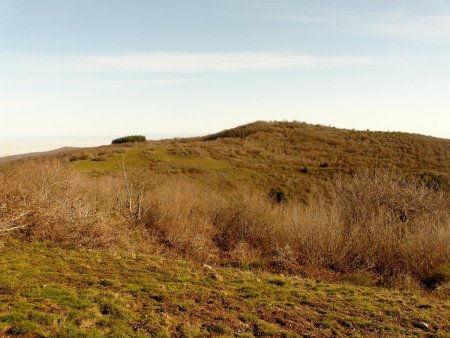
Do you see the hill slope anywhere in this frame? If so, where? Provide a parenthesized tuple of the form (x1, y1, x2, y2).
(64, 121, 450, 202)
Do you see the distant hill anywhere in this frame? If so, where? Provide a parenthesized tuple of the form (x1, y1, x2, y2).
(0, 147, 79, 163)
(56, 121, 449, 202)
(202, 121, 449, 172)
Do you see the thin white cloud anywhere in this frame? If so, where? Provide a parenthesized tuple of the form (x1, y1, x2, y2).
(265, 10, 450, 42)
(367, 15, 450, 41)
(75, 52, 372, 72)
(0, 52, 373, 74)
(102, 78, 199, 85)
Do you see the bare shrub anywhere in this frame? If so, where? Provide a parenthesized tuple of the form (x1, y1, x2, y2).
(0, 159, 131, 248)
(133, 170, 450, 284)
(115, 159, 154, 226)
(143, 177, 220, 262)
(0, 158, 448, 287)
(283, 202, 342, 268)
(327, 171, 450, 282)
(212, 190, 277, 252)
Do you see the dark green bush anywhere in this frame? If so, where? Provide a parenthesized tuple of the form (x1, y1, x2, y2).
(269, 188, 287, 204)
(91, 156, 107, 162)
(299, 166, 309, 174)
(111, 135, 147, 145)
(421, 265, 450, 289)
(320, 162, 329, 168)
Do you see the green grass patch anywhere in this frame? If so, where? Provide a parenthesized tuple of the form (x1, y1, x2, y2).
(0, 239, 448, 337)
(151, 146, 229, 170)
(72, 148, 149, 172)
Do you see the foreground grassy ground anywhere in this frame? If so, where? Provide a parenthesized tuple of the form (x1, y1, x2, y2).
(0, 239, 448, 337)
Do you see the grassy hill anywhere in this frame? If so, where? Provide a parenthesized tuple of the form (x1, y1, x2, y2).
(0, 121, 449, 337)
(63, 121, 450, 202)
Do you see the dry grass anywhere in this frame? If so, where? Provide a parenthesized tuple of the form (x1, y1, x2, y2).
(1, 157, 448, 289)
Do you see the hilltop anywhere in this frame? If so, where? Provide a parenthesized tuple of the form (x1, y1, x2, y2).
(61, 121, 449, 202)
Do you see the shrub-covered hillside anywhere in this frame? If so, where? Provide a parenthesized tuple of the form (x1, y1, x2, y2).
(65, 121, 450, 203)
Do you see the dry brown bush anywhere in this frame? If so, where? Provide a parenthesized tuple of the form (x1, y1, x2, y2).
(0, 159, 133, 248)
(141, 170, 449, 286)
(142, 177, 220, 262)
(330, 172, 450, 280)
(0, 159, 448, 287)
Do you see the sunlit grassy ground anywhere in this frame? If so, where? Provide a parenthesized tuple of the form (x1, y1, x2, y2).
(72, 148, 149, 173)
(0, 239, 448, 337)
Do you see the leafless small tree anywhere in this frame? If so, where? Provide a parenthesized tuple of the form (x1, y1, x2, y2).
(116, 157, 152, 226)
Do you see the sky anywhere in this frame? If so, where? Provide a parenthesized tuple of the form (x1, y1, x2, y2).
(1, 0, 450, 155)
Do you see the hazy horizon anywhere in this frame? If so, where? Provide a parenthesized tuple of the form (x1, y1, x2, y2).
(0, 132, 203, 157)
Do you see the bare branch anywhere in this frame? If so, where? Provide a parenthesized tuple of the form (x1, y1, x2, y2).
(0, 225, 27, 233)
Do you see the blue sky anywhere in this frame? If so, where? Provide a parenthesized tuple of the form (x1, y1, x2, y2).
(1, 0, 450, 154)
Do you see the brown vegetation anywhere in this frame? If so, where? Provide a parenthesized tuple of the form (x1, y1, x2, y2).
(1, 121, 449, 291)
(57, 121, 450, 205)
(1, 154, 448, 289)
(0, 159, 133, 248)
